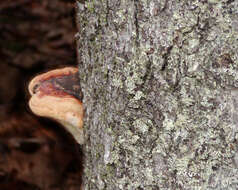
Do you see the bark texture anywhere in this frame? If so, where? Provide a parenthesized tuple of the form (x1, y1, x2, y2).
(76, 0, 238, 189)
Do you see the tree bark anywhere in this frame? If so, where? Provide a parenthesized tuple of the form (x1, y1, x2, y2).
(76, 0, 238, 189)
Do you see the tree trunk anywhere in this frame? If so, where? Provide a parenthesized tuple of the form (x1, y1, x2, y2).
(76, 0, 238, 189)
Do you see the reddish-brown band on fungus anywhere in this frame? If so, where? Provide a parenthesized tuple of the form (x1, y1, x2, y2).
(28, 67, 84, 144)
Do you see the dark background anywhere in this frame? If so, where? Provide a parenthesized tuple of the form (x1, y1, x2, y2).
(0, 1, 83, 189)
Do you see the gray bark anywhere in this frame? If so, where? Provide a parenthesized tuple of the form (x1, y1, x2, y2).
(76, 0, 238, 189)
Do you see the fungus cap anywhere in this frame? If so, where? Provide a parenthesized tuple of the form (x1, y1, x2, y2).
(28, 67, 84, 144)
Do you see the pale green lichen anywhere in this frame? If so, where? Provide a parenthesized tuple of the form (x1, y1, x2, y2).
(133, 118, 151, 134)
(85, 1, 94, 12)
(112, 74, 123, 88)
(133, 90, 144, 101)
(124, 51, 150, 94)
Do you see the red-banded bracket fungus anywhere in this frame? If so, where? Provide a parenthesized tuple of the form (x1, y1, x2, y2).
(28, 67, 84, 144)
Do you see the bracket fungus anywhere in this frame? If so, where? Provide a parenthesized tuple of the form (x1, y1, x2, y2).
(28, 67, 84, 144)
